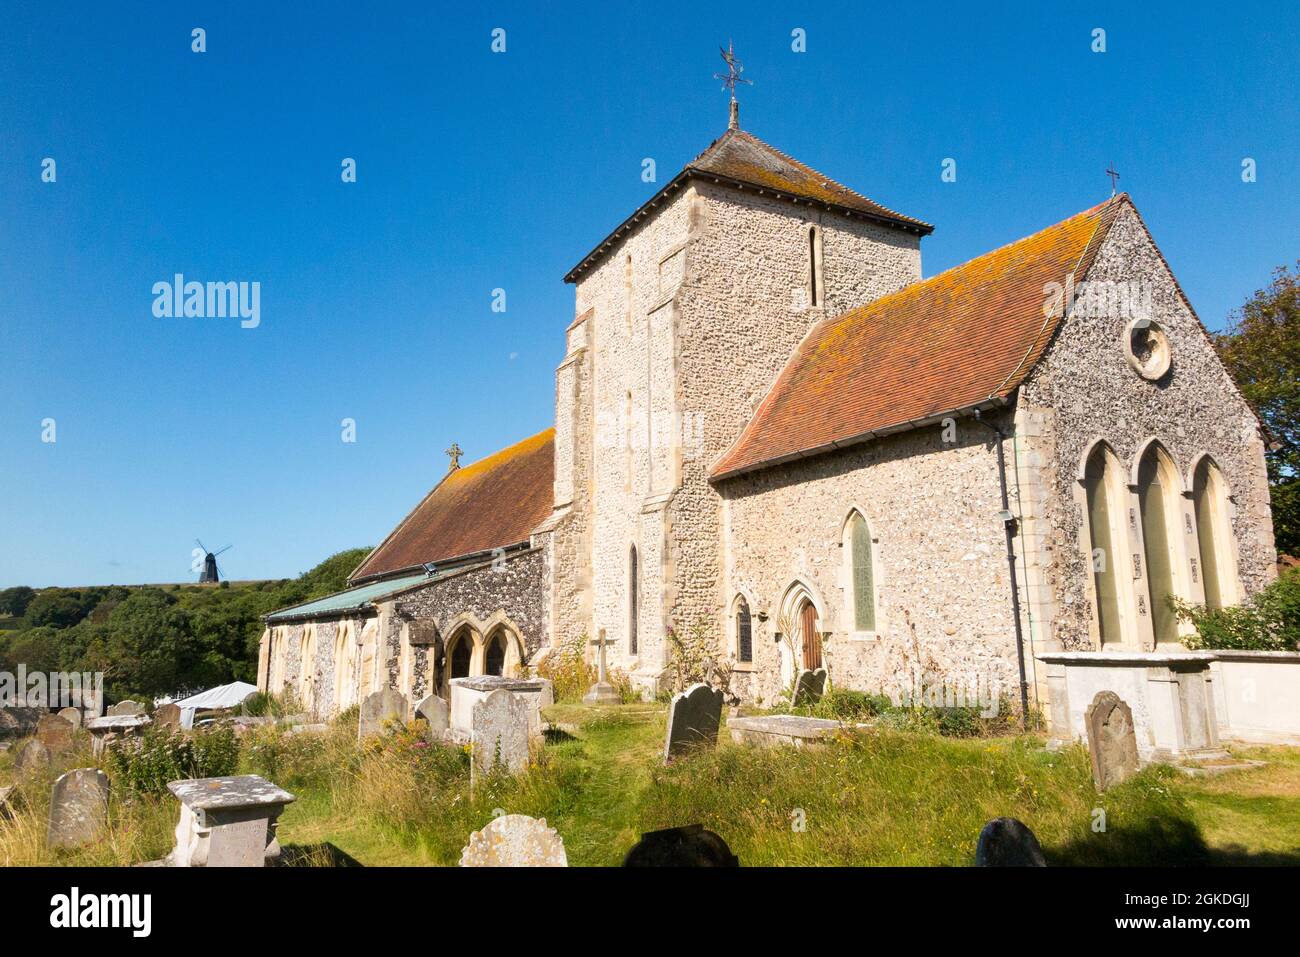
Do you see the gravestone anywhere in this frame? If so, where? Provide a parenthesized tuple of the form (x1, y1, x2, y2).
(624, 825, 739, 866)
(459, 814, 567, 867)
(415, 694, 449, 740)
(47, 768, 109, 849)
(974, 817, 1047, 867)
(86, 714, 151, 758)
(16, 738, 51, 774)
(107, 700, 145, 718)
(36, 713, 76, 754)
(0, 784, 16, 819)
(358, 688, 407, 742)
(663, 683, 724, 764)
(167, 775, 295, 867)
(56, 707, 82, 730)
(791, 668, 828, 708)
(449, 676, 552, 740)
(0, 706, 44, 741)
(1085, 691, 1140, 791)
(470, 689, 531, 781)
(154, 703, 182, 731)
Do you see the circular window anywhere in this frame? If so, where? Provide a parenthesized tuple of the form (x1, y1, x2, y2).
(1124, 318, 1171, 381)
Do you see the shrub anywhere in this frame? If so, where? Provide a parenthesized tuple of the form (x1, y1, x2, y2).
(665, 622, 735, 702)
(1173, 568, 1299, 651)
(104, 726, 239, 797)
(535, 631, 596, 703)
(811, 689, 893, 721)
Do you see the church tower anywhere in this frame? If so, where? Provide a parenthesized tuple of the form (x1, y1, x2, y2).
(539, 90, 931, 695)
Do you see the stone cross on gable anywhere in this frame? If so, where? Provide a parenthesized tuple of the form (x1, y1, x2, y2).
(444, 442, 463, 470)
(1105, 163, 1120, 196)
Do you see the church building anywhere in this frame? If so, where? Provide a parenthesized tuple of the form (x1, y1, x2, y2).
(258, 101, 1277, 748)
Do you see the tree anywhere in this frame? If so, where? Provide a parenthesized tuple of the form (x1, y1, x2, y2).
(1215, 262, 1300, 556)
(0, 586, 36, 618)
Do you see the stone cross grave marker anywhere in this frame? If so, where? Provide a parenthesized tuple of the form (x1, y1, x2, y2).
(415, 694, 449, 740)
(35, 713, 76, 754)
(583, 628, 621, 704)
(470, 689, 531, 783)
(47, 768, 110, 849)
(974, 817, 1047, 867)
(459, 814, 568, 867)
(358, 688, 407, 742)
(663, 682, 724, 764)
(791, 667, 827, 708)
(1085, 691, 1140, 791)
(167, 775, 296, 867)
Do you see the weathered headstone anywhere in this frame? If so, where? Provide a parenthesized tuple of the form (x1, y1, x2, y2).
(974, 817, 1047, 867)
(107, 700, 145, 718)
(1086, 691, 1140, 791)
(583, 629, 621, 705)
(154, 703, 182, 731)
(663, 682, 724, 764)
(86, 714, 151, 758)
(167, 775, 295, 867)
(470, 689, 531, 780)
(47, 768, 109, 849)
(358, 688, 407, 741)
(624, 825, 739, 866)
(0, 706, 44, 741)
(0, 784, 16, 819)
(56, 707, 82, 730)
(791, 668, 828, 708)
(16, 738, 51, 773)
(415, 694, 449, 739)
(35, 713, 76, 754)
(459, 814, 568, 867)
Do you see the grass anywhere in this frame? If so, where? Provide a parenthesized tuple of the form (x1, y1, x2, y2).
(2, 707, 1298, 866)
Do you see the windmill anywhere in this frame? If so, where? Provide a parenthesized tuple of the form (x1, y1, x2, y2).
(193, 539, 232, 583)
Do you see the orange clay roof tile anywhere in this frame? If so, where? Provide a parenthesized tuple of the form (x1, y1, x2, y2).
(710, 195, 1129, 481)
(351, 428, 554, 581)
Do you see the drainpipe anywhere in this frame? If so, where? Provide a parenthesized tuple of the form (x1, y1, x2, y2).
(973, 408, 1030, 730)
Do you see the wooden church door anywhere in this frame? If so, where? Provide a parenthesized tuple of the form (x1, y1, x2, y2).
(800, 600, 822, 670)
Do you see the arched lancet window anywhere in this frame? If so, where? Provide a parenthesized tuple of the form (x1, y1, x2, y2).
(449, 630, 472, 680)
(1083, 446, 1126, 646)
(485, 631, 507, 676)
(735, 597, 752, 663)
(624, 253, 633, 331)
(628, 546, 639, 655)
(807, 226, 821, 307)
(1138, 444, 1185, 646)
(1193, 458, 1237, 610)
(847, 511, 876, 631)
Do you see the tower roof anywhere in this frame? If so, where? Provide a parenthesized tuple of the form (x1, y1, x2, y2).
(710, 195, 1130, 481)
(564, 127, 932, 284)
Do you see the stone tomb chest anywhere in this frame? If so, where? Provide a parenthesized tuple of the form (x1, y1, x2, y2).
(167, 775, 295, 867)
(449, 677, 553, 740)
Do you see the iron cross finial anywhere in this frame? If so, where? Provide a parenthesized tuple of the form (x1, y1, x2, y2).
(1105, 163, 1121, 196)
(444, 442, 462, 470)
(714, 39, 752, 128)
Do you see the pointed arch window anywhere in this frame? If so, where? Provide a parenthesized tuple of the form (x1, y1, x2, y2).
(1137, 445, 1186, 646)
(485, 631, 507, 676)
(807, 226, 822, 307)
(1192, 458, 1237, 610)
(449, 631, 472, 680)
(1083, 446, 1127, 646)
(628, 546, 639, 655)
(847, 512, 876, 631)
(735, 597, 752, 663)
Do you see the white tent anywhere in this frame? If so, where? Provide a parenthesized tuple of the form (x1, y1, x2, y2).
(173, 681, 259, 730)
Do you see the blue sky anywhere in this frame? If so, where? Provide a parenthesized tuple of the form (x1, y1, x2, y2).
(2, 2, 1296, 587)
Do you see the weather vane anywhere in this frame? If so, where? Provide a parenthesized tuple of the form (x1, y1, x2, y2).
(1105, 163, 1120, 197)
(713, 39, 752, 129)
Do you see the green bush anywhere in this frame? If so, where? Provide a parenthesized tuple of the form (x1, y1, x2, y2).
(1174, 568, 1299, 651)
(811, 689, 893, 721)
(104, 726, 239, 797)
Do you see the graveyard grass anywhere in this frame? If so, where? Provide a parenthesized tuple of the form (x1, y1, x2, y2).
(2, 708, 1298, 866)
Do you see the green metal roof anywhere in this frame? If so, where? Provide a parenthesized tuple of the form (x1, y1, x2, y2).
(264, 572, 429, 623)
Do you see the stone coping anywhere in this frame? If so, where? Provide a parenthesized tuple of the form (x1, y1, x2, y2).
(1208, 649, 1300, 662)
(449, 676, 549, 693)
(86, 715, 151, 731)
(167, 775, 295, 811)
(1036, 651, 1218, 666)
